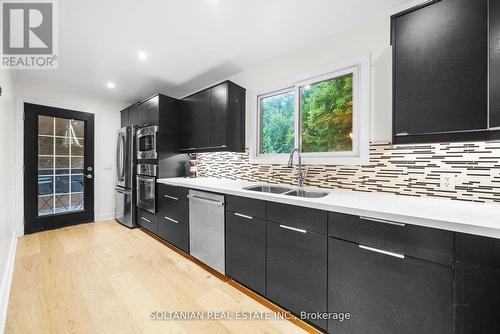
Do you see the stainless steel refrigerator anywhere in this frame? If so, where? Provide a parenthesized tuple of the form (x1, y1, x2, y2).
(115, 126, 137, 228)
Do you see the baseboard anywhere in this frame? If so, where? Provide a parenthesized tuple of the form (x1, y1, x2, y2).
(0, 232, 18, 334)
(95, 212, 115, 222)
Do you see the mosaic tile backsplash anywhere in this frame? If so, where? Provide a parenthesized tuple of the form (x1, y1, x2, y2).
(197, 141, 500, 203)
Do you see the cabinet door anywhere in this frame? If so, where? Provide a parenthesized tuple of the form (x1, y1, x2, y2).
(491, 0, 500, 128)
(454, 233, 500, 334)
(120, 107, 129, 127)
(128, 104, 139, 126)
(209, 83, 227, 148)
(138, 96, 159, 127)
(328, 238, 453, 334)
(267, 222, 327, 330)
(182, 90, 210, 149)
(225, 212, 266, 295)
(393, 0, 487, 138)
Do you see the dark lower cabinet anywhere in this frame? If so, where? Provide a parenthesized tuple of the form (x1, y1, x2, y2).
(454, 233, 500, 334)
(267, 222, 327, 330)
(225, 212, 266, 296)
(158, 215, 188, 253)
(328, 238, 453, 334)
(137, 209, 158, 235)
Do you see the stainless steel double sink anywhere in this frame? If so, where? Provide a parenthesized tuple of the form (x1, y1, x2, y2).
(243, 184, 330, 198)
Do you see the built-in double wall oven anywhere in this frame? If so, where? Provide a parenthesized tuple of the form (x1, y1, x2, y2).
(136, 163, 157, 214)
(136, 125, 158, 160)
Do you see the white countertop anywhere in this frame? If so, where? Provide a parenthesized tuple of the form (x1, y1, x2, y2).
(157, 177, 500, 239)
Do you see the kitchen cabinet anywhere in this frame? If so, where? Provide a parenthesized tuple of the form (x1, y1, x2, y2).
(329, 213, 454, 266)
(454, 233, 500, 334)
(392, 0, 489, 144)
(328, 237, 453, 334)
(267, 221, 328, 330)
(225, 211, 266, 295)
(138, 95, 160, 127)
(490, 0, 500, 130)
(120, 107, 129, 127)
(157, 184, 189, 252)
(137, 209, 158, 235)
(180, 81, 245, 152)
(181, 90, 210, 150)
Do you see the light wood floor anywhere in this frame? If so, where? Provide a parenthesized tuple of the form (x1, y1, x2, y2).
(6, 220, 308, 334)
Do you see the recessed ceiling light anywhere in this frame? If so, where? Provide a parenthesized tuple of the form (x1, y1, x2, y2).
(138, 51, 148, 61)
(106, 81, 116, 89)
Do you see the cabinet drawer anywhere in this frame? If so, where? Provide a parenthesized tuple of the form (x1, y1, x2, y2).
(455, 233, 500, 266)
(158, 196, 188, 224)
(329, 238, 453, 334)
(226, 195, 266, 220)
(267, 202, 327, 235)
(158, 184, 189, 201)
(226, 213, 266, 295)
(267, 222, 328, 330)
(158, 215, 189, 253)
(137, 209, 158, 234)
(329, 213, 454, 266)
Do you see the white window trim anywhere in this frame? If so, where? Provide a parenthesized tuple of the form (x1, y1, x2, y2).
(250, 53, 370, 165)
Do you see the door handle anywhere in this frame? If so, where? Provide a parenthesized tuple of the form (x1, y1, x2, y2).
(358, 245, 405, 259)
(140, 216, 152, 223)
(163, 195, 179, 201)
(234, 213, 253, 220)
(279, 224, 306, 234)
(163, 216, 179, 224)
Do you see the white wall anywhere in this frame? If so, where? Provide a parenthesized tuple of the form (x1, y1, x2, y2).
(14, 79, 127, 230)
(228, 12, 397, 145)
(0, 69, 17, 331)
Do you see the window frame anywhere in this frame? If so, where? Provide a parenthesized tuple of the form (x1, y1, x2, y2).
(251, 54, 370, 165)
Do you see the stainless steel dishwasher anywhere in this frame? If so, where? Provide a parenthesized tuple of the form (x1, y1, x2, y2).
(188, 190, 225, 274)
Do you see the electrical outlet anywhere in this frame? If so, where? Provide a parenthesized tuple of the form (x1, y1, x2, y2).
(440, 174, 456, 190)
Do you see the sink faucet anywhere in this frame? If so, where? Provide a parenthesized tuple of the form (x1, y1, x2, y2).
(287, 148, 307, 188)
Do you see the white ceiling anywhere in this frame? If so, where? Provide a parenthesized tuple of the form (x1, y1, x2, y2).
(15, 0, 409, 104)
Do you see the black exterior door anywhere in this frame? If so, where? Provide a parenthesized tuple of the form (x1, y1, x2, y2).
(24, 103, 95, 234)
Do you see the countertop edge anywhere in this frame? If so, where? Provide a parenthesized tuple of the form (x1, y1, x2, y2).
(157, 178, 500, 239)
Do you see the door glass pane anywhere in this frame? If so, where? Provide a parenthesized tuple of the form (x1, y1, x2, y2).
(37, 116, 85, 216)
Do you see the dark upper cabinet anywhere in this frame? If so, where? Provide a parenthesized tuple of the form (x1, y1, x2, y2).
(225, 211, 266, 296)
(209, 83, 228, 147)
(328, 238, 453, 334)
(392, 0, 488, 144)
(138, 95, 160, 127)
(120, 107, 129, 128)
(181, 89, 210, 150)
(267, 222, 328, 330)
(454, 233, 500, 334)
(128, 103, 139, 126)
(490, 0, 500, 129)
(180, 80, 245, 152)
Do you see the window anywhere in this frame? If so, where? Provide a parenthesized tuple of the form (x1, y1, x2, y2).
(259, 89, 295, 154)
(253, 56, 369, 165)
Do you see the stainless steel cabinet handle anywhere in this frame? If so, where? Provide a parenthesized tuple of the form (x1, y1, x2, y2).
(180, 145, 228, 151)
(187, 195, 224, 207)
(359, 245, 405, 259)
(279, 224, 306, 234)
(163, 194, 179, 201)
(234, 213, 252, 220)
(163, 216, 179, 224)
(359, 216, 405, 227)
(140, 217, 152, 223)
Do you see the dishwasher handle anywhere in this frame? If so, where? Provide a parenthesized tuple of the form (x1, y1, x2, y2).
(187, 194, 225, 207)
